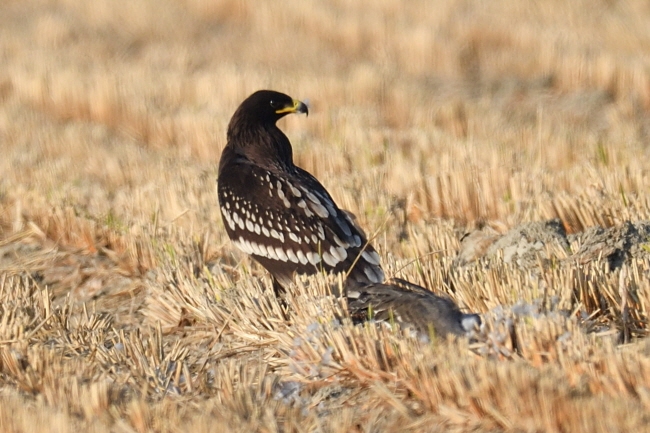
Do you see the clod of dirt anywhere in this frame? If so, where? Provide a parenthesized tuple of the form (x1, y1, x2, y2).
(486, 219, 570, 267)
(571, 221, 650, 269)
(456, 219, 570, 269)
(454, 224, 502, 266)
(456, 219, 650, 272)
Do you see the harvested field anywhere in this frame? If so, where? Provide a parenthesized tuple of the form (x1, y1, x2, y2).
(1, 0, 650, 431)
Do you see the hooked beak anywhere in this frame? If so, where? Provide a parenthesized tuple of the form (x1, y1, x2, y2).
(275, 99, 309, 116)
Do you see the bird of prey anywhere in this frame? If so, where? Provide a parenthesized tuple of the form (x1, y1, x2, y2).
(217, 90, 479, 337)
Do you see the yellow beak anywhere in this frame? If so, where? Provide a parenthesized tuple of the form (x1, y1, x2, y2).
(275, 99, 309, 116)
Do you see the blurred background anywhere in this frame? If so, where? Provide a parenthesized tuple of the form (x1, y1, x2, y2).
(2, 0, 650, 238)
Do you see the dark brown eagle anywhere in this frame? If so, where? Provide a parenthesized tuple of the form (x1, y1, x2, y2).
(218, 90, 479, 337)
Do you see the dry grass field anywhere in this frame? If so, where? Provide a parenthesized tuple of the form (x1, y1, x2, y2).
(2, 0, 650, 431)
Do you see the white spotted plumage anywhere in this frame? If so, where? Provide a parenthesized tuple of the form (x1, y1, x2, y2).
(286, 249, 299, 264)
(218, 92, 481, 340)
(322, 251, 339, 267)
(217, 91, 386, 290)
